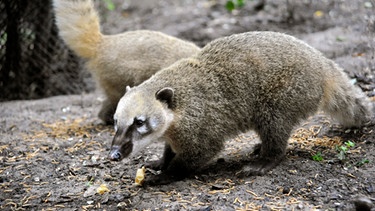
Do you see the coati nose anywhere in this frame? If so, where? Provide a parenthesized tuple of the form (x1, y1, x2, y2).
(109, 147, 122, 161)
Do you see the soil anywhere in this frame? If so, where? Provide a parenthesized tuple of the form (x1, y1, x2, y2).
(1, 0, 375, 210)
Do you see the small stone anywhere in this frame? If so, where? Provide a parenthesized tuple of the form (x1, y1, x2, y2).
(364, 2, 373, 8)
(282, 187, 291, 194)
(353, 196, 374, 211)
(366, 184, 374, 193)
(117, 202, 127, 208)
(115, 194, 125, 202)
(62, 107, 70, 112)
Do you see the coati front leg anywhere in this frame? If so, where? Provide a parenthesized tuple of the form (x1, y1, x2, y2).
(145, 157, 185, 185)
(145, 153, 199, 185)
(98, 99, 117, 125)
(241, 114, 294, 176)
(145, 142, 220, 185)
(145, 143, 175, 171)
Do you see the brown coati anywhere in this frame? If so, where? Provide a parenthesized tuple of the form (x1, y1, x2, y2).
(52, 0, 200, 124)
(109, 31, 373, 185)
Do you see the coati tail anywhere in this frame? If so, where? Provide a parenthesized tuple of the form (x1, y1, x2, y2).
(321, 70, 373, 128)
(53, 0, 102, 59)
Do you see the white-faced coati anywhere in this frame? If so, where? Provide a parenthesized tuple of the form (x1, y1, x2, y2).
(108, 31, 373, 185)
(52, 0, 200, 124)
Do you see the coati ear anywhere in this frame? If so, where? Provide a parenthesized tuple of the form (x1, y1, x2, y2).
(155, 87, 174, 108)
(125, 86, 131, 93)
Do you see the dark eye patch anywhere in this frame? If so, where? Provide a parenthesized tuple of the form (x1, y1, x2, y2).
(131, 117, 154, 136)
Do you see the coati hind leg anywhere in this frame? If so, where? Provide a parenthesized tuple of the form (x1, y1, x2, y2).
(241, 114, 294, 176)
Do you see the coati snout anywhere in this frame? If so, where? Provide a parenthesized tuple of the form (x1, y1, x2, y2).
(108, 146, 126, 161)
(108, 87, 175, 161)
(108, 129, 133, 161)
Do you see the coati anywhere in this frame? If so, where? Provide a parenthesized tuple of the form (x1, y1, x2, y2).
(52, 0, 200, 124)
(108, 31, 373, 185)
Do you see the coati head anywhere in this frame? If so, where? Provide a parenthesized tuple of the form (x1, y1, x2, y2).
(108, 86, 175, 161)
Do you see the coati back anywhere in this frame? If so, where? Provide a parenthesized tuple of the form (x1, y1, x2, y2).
(53, 0, 200, 124)
(109, 31, 373, 185)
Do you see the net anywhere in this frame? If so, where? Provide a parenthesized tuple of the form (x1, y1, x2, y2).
(0, 0, 93, 101)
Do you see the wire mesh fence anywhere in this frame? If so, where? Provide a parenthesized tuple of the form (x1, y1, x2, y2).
(0, 0, 93, 102)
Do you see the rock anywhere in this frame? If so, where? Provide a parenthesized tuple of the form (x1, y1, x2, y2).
(353, 196, 374, 211)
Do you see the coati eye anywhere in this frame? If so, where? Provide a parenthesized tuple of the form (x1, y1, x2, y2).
(134, 118, 145, 127)
(134, 116, 150, 135)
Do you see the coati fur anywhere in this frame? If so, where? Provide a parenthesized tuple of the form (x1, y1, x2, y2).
(109, 31, 373, 185)
(52, 0, 200, 124)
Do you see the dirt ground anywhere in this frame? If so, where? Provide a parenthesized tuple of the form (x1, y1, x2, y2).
(1, 0, 375, 210)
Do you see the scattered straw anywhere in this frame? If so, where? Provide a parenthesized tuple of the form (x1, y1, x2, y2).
(290, 125, 343, 152)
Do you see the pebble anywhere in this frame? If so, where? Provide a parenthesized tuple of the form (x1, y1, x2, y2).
(364, 2, 373, 8)
(115, 194, 125, 202)
(366, 184, 374, 194)
(282, 187, 291, 194)
(353, 196, 374, 211)
(117, 202, 127, 208)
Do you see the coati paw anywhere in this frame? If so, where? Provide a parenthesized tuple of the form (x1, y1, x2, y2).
(144, 172, 184, 186)
(236, 157, 283, 177)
